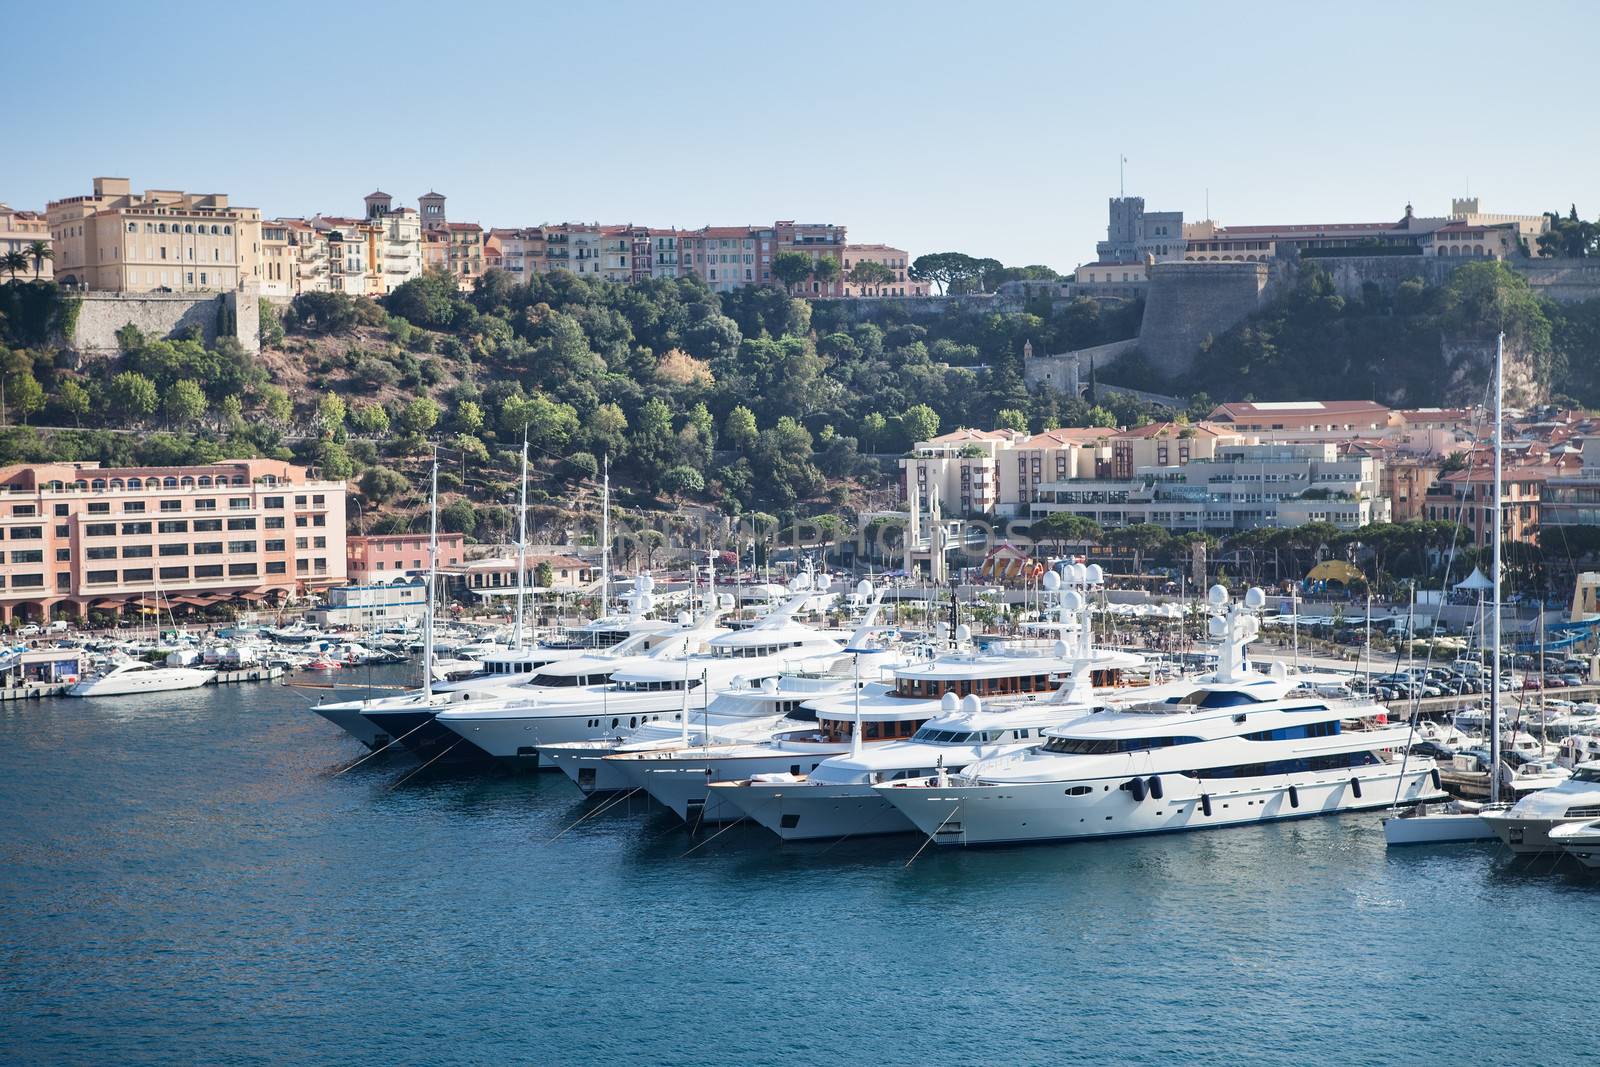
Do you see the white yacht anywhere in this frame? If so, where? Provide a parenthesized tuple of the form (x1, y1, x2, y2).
(716, 672, 1104, 842)
(1548, 818, 1600, 868)
(1480, 762, 1600, 854)
(536, 583, 920, 794)
(67, 660, 213, 697)
(877, 586, 1447, 848)
(616, 574, 1145, 826)
(432, 576, 847, 767)
(311, 576, 675, 752)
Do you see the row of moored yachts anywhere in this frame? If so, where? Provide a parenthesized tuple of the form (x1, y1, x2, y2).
(308, 567, 1600, 858)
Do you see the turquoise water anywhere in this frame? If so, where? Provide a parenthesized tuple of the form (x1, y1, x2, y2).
(2, 670, 1597, 1066)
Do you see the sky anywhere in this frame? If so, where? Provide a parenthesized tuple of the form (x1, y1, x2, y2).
(7, 0, 1599, 270)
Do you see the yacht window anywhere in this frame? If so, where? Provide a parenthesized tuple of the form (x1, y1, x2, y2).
(1188, 751, 1379, 778)
(1572, 767, 1600, 784)
(1064, 785, 1093, 796)
(1178, 690, 1264, 708)
(1246, 721, 1339, 741)
(1041, 734, 1203, 754)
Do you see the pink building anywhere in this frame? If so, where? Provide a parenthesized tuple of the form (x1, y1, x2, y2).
(840, 244, 927, 297)
(347, 533, 465, 580)
(0, 460, 347, 624)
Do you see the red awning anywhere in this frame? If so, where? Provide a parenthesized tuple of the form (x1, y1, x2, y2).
(237, 591, 268, 602)
(92, 599, 126, 609)
(173, 595, 211, 607)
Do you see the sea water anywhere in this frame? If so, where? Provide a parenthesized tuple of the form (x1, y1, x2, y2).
(2, 669, 1596, 1066)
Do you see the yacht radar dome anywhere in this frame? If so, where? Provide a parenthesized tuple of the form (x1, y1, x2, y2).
(1054, 639, 1069, 658)
(955, 623, 972, 643)
(1208, 584, 1229, 608)
(960, 694, 982, 714)
(1085, 563, 1103, 584)
(856, 579, 873, 597)
(1063, 590, 1085, 612)
(1244, 587, 1266, 610)
(941, 691, 959, 712)
(1042, 570, 1061, 591)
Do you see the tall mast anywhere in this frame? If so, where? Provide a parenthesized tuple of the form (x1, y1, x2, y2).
(423, 451, 439, 699)
(1489, 333, 1504, 806)
(514, 433, 529, 650)
(600, 454, 610, 619)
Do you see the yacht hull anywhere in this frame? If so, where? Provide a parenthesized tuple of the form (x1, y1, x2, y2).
(630, 747, 846, 823)
(716, 781, 915, 841)
(311, 702, 392, 750)
(66, 668, 211, 697)
(1382, 811, 1496, 845)
(359, 709, 495, 768)
(436, 702, 680, 763)
(1549, 822, 1600, 868)
(1480, 813, 1592, 855)
(878, 765, 1446, 847)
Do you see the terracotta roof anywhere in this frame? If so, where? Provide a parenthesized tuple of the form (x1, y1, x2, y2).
(926, 428, 1010, 444)
(443, 222, 482, 233)
(1114, 420, 1229, 440)
(1208, 222, 1406, 236)
(365, 190, 391, 199)
(1019, 428, 1113, 446)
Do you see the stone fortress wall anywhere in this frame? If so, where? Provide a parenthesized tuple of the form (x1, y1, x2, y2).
(69, 283, 260, 354)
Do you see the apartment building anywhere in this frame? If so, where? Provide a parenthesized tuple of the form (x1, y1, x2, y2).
(776, 220, 847, 296)
(1030, 441, 1388, 533)
(840, 244, 928, 297)
(1207, 400, 1393, 438)
(0, 460, 346, 624)
(681, 226, 760, 292)
(46, 177, 261, 292)
(0, 203, 52, 279)
(347, 533, 466, 581)
(1426, 463, 1555, 546)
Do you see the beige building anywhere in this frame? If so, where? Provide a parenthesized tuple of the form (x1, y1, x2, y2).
(840, 244, 927, 297)
(46, 177, 261, 293)
(0, 203, 52, 279)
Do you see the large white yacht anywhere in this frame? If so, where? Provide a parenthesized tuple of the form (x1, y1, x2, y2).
(1479, 762, 1600, 854)
(615, 570, 1145, 825)
(536, 583, 922, 794)
(67, 660, 213, 697)
(311, 576, 674, 752)
(715, 671, 1106, 842)
(432, 575, 847, 767)
(876, 585, 1448, 847)
(1548, 817, 1600, 868)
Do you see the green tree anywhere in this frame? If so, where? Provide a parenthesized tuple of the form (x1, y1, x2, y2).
(771, 251, 815, 294)
(350, 402, 390, 434)
(1, 251, 26, 280)
(6, 372, 44, 424)
(439, 498, 476, 534)
(25, 240, 52, 280)
(995, 407, 1028, 432)
(314, 392, 347, 436)
(848, 260, 896, 294)
(860, 411, 887, 452)
(397, 396, 440, 435)
(724, 404, 758, 452)
(900, 403, 940, 445)
(56, 378, 90, 426)
(661, 465, 706, 497)
(260, 384, 293, 425)
(109, 371, 158, 422)
(534, 560, 554, 588)
(358, 465, 409, 503)
(810, 255, 841, 291)
(454, 399, 485, 436)
(163, 379, 207, 428)
(1029, 513, 1103, 554)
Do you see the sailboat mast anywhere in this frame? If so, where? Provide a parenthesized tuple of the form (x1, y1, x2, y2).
(423, 452, 439, 700)
(600, 455, 611, 619)
(514, 434, 529, 651)
(1489, 332, 1504, 807)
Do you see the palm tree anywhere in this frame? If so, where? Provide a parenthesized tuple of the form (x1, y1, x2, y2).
(1, 251, 27, 280)
(25, 241, 52, 279)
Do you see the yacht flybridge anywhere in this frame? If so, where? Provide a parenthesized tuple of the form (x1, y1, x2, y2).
(875, 584, 1448, 847)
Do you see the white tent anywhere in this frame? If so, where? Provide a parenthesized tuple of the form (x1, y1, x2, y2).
(1454, 568, 1493, 592)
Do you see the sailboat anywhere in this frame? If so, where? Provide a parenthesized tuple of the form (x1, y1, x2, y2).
(1383, 334, 1507, 846)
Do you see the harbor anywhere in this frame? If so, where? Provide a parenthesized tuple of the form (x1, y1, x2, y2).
(0, 668, 1592, 1065)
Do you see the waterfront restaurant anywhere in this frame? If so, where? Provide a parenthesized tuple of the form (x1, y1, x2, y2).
(0, 460, 348, 625)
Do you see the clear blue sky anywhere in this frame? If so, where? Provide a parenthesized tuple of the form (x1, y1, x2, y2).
(6, 0, 1597, 269)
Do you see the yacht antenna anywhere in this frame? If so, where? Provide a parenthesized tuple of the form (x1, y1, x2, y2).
(514, 431, 529, 651)
(850, 650, 864, 758)
(1489, 332, 1504, 807)
(422, 450, 439, 700)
